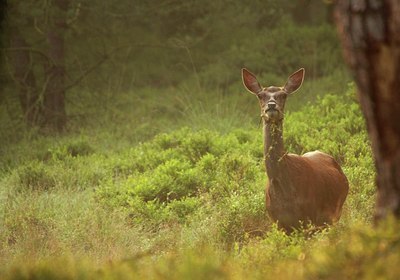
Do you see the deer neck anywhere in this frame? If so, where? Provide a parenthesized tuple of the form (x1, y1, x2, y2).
(263, 120, 286, 179)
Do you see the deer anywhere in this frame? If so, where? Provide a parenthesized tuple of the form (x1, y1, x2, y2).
(241, 68, 349, 232)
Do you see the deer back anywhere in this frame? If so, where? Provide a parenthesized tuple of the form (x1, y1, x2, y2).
(266, 151, 349, 230)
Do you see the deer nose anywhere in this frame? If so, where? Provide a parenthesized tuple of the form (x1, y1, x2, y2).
(267, 102, 276, 110)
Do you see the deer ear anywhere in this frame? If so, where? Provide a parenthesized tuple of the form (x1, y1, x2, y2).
(242, 68, 262, 95)
(284, 68, 305, 94)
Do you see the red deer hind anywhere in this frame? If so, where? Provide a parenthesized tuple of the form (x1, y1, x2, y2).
(242, 68, 349, 232)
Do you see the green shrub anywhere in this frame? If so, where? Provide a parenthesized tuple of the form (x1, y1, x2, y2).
(0, 79, 379, 278)
(167, 197, 201, 222)
(218, 190, 267, 245)
(10, 153, 110, 194)
(94, 83, 374, 245)
(96, 128, 265, 236)
(285, 84, 367, 161)
(43, 138, 94, 161)
(2, 220, 400, 280)
(305, 217, 400, 279)
(15, 161, 55, 191)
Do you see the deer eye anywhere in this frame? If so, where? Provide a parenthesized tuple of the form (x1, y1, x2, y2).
(276, 94, 286, 101)
(256, 92, 264, 99)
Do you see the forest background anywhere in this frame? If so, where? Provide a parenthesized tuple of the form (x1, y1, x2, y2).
(0, 1, 398, 279)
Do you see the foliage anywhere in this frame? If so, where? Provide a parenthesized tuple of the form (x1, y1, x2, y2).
(0, 80, 382, 279)
(0, 1, 394, 278)
(95, 127, 266, 242)
(0, 1, 386, 273)
(3, 220, 400, 280)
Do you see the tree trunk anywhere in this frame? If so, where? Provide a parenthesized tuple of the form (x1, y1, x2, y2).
(9, 29, 41, 126)
(0, 0, 6, 104)
(334, 0, 400, 221)
(44, 0, 69, 131)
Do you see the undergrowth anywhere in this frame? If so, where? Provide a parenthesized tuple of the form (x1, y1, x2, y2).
(0, 81, 385, 279)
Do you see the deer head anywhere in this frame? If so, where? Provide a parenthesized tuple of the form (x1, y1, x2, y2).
(242, 68, 305, 123)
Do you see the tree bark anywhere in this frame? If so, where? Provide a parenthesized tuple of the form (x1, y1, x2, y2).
(9, 29, 41, 126)
(334, 0, 400, 221)
(0, 0, 6, 104)
(44, 0, 69, 131)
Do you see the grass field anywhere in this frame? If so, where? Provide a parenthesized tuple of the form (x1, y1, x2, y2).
(1, 69, 399, 279)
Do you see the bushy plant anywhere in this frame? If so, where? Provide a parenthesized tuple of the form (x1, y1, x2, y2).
(2, 219, 400, 280)
(43, 138, 94, 161)
(9, 152, 109, 193)
(96, 128, 266, 242)
(93, 84, 374, 244)
(15, 161, 56, 191)
(0, 79, 381, 278)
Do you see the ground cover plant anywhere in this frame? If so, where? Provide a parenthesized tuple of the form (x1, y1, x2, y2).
(1, 3, 398, 278)
(0, 77, 391, 279)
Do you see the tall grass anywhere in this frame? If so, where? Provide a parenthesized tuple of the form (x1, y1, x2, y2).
(0, 73, 390, 279)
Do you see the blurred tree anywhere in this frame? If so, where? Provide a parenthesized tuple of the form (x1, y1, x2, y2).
(0, 0, 5, 39)
(43, 0, 69, 131)
(0, 0, 8, 101)
(7, 3, 41, 126)
(6, 0, 69, 131)
(334, 0, 400, 220)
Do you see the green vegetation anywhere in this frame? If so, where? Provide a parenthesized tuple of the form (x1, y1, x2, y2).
(1, 1, 398, 279)
(1, 77, 388, 278)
